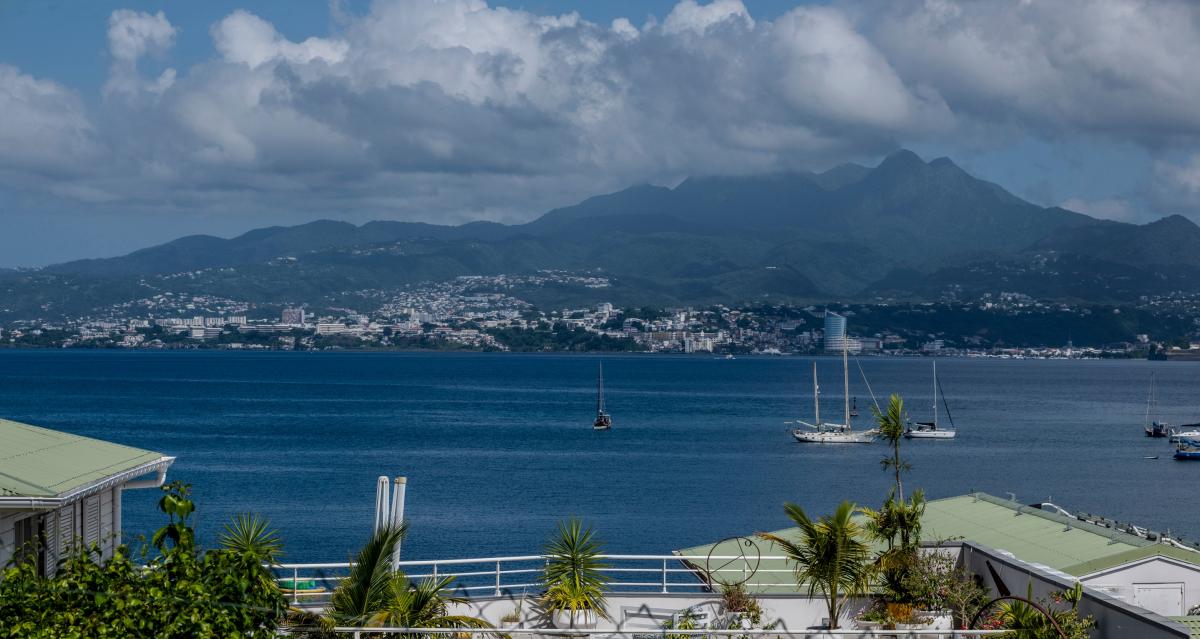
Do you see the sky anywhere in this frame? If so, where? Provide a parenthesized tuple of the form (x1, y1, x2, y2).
(2, 0, 1199, 267)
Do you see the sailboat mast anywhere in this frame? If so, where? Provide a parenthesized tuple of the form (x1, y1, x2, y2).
(1146, 373, 1154, 423)
(813, 362, 821, 426)
(933, 360, 938, 428)
(597, 362, 604, 414)
(843, 340, 850, 429)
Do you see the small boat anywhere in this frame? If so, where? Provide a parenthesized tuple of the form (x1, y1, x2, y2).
(1144, 373, 1169, 438)
(1174, 444, 1200, 461)
(593, 362, 612, 431)
(1145, 455, 1160, 460)
(1169, 424, 1200, 443)
(791, 342, 877, 444)
(905, 361, 957, 439)
(850, 397, 859, 418)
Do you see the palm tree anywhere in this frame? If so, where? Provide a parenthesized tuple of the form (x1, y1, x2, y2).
(219, 513, 285, 596)
(758, 501, 874, 629)
(541, 518, 610, 624)
(860, 490, 926, 602)
(220, 513, 284, 563)
(325, 524, 490, 633)
(874, 394, 910, 500)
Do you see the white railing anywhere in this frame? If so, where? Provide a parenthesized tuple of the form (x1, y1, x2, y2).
(319, 627, 1009, 637)
(271, 554, 794, 605)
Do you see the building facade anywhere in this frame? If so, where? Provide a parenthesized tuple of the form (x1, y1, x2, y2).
(0, 419, 174, 577)
(823, 310, 860, 353)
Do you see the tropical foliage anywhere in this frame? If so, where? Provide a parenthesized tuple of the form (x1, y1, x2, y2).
(0, 481, 287, 638)
(982, 584, 1095, 639)
(875, 393, 911, 500)
(540, 518, 611, 619)
(299, 524, 489, 635)
(758, 501, 874, 629)
(901, 549, 988, 628)
(863, 394, 927, 603)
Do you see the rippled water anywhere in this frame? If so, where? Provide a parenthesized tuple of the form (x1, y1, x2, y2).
(1, 350, 1197, 562)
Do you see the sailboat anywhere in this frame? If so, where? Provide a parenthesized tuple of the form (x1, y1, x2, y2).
(905, 361, 957, 439)
(593, 362, 612, 431)
(1144, 373, 1169, 438)
(791, 342, 877, 444)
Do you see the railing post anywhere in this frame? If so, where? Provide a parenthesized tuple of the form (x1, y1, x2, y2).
(661, 558, 668, 593)
(496, 560, 502, 596)
(292, 566, 299, 605)
(433, 562, 438, 579)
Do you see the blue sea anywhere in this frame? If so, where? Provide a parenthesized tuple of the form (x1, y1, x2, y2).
(1, 350, 1197, 563)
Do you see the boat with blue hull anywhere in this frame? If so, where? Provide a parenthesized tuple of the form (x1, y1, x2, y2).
(1174, 444, 1200, 461)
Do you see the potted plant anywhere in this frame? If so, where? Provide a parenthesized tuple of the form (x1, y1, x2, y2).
(902, 549, 986, 630)
(540, 519, 610, 629)
(713, 582, 776, 638)
(499, 609, 521, 629)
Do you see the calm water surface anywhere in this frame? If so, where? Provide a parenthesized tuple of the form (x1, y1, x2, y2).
(1, 350, 1197, 562)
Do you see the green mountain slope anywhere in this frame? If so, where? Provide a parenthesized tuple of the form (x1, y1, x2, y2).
(9, 149, 1200, 318)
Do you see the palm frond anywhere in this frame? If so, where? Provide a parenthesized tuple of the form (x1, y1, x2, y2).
(329, 523, 408, 627)
(220, 513, 284, 563)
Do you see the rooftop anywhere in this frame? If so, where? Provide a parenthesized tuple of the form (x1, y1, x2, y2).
(0, 418, 170, 499)
(677, 492, 1200, 592)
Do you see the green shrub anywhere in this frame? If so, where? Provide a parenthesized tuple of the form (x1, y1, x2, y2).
(0, 481, 287, 638)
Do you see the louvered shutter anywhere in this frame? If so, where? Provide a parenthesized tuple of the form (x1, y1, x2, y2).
(84, 496, 101, 547)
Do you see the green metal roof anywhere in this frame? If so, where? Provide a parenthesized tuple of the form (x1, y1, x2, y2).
(676, 492, 1196, 593)
(0, 418, 167, 498)
(1169, 616, 1200, 639)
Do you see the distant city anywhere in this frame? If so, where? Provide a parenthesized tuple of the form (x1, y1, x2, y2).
(5, 270, 1200, 359)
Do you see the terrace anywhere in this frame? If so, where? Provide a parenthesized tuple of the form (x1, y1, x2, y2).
(267, 486, 1196, 638)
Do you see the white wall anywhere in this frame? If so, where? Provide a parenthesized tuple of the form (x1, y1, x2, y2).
(0, 485, 123, 577)
(444, 591, 870, 633)
(960, 543, 1190, 639)
(1084, 556, 1200, 616)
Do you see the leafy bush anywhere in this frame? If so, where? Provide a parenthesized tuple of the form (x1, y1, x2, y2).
(0, 481, 286, 638)
(979, 584, 1095, 639)
(714, 582, 776, 637)
(902, 550, 988, 628)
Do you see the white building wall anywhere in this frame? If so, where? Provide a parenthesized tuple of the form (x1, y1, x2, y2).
(961, 543, 1190, 639)
(0, 487, 123, 577)
(445, 592, 870, 633)
(1084, 556, 1200, 616)
(0, 511, 25, 564)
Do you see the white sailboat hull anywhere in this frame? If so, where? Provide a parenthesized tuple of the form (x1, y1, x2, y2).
(792, 424, 877, 444)
(904, 428, 956, 439)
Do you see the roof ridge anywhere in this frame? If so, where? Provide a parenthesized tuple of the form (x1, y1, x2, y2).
(962, 492, 1152, 547)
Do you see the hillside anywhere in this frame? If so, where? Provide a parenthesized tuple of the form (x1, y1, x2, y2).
(8, 149, 1200, 319)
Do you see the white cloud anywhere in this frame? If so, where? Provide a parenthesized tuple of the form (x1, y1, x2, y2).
(662, 0, 753, 35)
(1060, 197, 1135, 222)
(6, 0, 1200, 235)
(212, 10, 348, 68)
(107, 9, 176, 62)
(0, 65, 100, 176)
(105, 10, 178, 98)
(858, 0, 1200, 144)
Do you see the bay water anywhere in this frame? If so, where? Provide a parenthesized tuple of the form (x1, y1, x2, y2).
(1, 350, 1196, 563)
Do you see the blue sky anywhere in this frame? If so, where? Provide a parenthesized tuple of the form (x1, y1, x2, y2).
(1, 0, 1196, 266)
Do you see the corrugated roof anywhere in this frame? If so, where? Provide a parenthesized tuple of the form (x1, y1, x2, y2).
(676, 492, 1197, 593)
(1169, 616, 1200, 639)
(0, 418, 166, 498)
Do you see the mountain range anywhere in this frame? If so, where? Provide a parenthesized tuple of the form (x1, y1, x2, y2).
(6, 149, 1199, 319)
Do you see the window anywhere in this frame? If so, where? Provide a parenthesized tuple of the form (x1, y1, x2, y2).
(13, 514, 46, 576)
